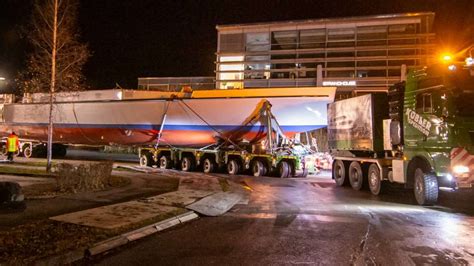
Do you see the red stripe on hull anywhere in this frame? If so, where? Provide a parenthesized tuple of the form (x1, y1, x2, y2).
(0, 125, 297, 147)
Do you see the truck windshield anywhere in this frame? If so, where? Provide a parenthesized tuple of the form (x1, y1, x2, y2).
(454, 91, 474, 116)
(447, 70, 474, 116)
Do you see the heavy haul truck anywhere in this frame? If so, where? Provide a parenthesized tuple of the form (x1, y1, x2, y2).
(139, 100, 316, 178)
(329, 61, 474, 205)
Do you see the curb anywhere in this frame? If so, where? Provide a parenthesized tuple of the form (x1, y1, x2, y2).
(87, 211, 199, 256)
(37, 211, 198, 264)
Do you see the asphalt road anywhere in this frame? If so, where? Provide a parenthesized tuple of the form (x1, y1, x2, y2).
(88, 172, 474, 265)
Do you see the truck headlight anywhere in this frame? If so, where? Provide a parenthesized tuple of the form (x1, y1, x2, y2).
(453, 165, 470, 175)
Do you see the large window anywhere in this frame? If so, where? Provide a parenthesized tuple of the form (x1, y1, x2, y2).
(299, 29, 326, 49)
(246, 32, 270, 52)
(218, 55, 244, 89)
(271, 31, 297, 50)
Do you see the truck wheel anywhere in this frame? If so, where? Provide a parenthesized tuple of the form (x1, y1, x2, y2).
(139, 153, 153, 167)
(349, 161, 364, 191)
(227, 159, 240, 175)
(203, 158, 215, 173)
(278, 161, 291, 178)
(159, 155, 172, 169)
(414, 168, 438, 206)
(181, 156, 195, 172)
(333, 160, 348, 187)
(368, 164, 383, 195)
(23, 145, 33, 159)
(252, 160, 267, 177)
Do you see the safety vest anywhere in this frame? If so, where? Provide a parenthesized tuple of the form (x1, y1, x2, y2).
(7, 135, 18, 152)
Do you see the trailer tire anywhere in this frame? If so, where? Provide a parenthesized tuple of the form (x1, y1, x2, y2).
(278, 161, 291, 178)
(159, 155, 172, 169)
(203, 158, 215, 173)
(349, 161, 364, 191)
(181, 156, 195, 172)
(414, 168, 438, 206)
(139, 153, 153, 167)
(252, 160, 267, 177)
(368, 163, 383, 195)
(227, 159, 240, 175)
(333, 160, 348, 187)
(23, 144, 33, 159)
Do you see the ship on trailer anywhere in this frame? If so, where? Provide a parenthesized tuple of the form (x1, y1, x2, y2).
(0, 87, 335, 160)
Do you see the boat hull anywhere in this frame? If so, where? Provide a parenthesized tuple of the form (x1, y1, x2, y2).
(0, 93, 332, 147)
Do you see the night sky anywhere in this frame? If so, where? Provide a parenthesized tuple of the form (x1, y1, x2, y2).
(1, 0, 473, 89)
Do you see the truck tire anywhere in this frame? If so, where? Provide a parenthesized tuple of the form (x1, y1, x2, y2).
(227, 159, 240, 175)
(23, 144, 33, 159)
(139, 153, 153, 167)
(333, 160, 348, 187)
(203, 158, 215, 173)
(278, 161, 291, 178)
(414, 168, 438, 205)
(181, 156, 195, 172)
(368, 163, 383, 195)
(349, 161, 364, 191)
(159, 155, 172, 169)
(252, 160, 267, 177)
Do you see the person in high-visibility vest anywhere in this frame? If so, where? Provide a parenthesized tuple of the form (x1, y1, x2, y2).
(6, 132, 19, 162)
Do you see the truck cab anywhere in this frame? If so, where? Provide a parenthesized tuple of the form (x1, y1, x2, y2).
(402, 64, 474, 192)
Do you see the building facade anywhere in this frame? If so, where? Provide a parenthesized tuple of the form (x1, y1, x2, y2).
(215, 13, 436, 96)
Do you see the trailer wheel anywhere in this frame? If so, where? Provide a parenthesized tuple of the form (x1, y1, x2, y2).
(139, 153, 153, 167)
(252, 160, 267, 177)
(159, 155, 172, 169)
(414, 168, 438, 206)
(23, 145, 33, 159)
(368, 163, 383, 195)
(278, 161, 291, 178)
(181, 156, 195, 172)
(349, 161, 364, 191)
(333, 160, 348, 187)
(227, 159, 240, 175)
(203, 158, 215, 173)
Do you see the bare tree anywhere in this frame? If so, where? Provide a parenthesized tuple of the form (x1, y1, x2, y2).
(20, 0, 89, 172)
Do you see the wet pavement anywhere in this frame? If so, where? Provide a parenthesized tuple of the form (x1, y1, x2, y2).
(91, 173, 474, 265)
(89, 172, 474, 265)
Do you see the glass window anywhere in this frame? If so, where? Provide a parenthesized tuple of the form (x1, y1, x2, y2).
(298, 52, 325, 59)
(356, 69, 386, 77)
(388, 59, 416, 66)
(389, 24, 416, 35)
(357, 60, 386, 67)
(416, 93, 432, 113)
(327, 51, 355, 57)
(327, 61, 355, 68)
(328, 28, 355, 41)
(388, 49, 416, 56)
(357, 40, 387, 46)
(218, 55, 244, 89)
(246, 32, 270, 52)
(299, 29, 326, 49)
(326, 70, 355, 78)
(357, 50, 387, 57)
(357, 26, 387, 40)
(271, 31, 297, 50)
